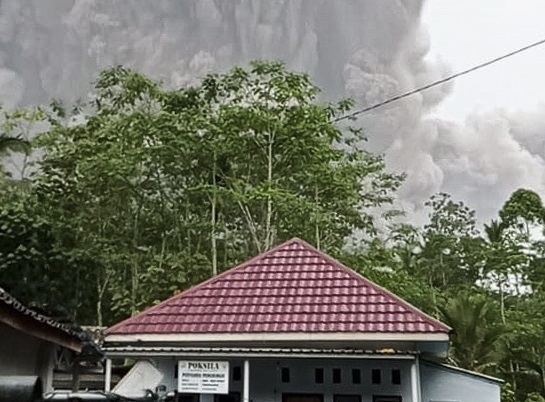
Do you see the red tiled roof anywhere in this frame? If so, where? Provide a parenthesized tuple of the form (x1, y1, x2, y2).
(107, 238, 449, 336)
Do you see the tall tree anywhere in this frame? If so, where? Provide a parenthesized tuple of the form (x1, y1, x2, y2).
(500, 189, 545, 236)
(30, 62, 402, 324)
(413, 193, 483, 297)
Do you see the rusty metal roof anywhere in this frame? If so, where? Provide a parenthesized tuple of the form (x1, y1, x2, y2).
(0, 286, 83, 351)
(107, 238, 449, 336)
(0, 287, 79, 336)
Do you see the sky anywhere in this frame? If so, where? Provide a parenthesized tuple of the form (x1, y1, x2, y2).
(423, 0, 545, 122)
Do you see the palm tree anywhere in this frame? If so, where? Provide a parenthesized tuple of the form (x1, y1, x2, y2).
(439, 293, 507, 373)
(484, 219, 507, 244)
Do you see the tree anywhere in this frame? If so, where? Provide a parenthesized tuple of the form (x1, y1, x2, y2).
(498, 189, 545, 295)
(409, 193, 483, 297)
(481, 219, 527, 321)
(500, 189, 545, 235)
(0, 187, 96, 321)
(340, 237, 436, 314)
(505, 294, 545, 400)
(0, 108, 41, 180)
(31, 62, 402, 324)
(439, 292, 506, 373)
(189, 62, 402, 254)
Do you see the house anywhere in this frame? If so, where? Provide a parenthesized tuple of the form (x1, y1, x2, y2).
(0, 288, 102, 392)
(103, 238, 502, 402)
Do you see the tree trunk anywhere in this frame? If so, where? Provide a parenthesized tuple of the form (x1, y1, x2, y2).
(211, 151, 218, 276)
(130, 210, 140, 316)
(265, 132, 274, 250)
(96, 276, 103, 327)
(314, 184, 320, 250)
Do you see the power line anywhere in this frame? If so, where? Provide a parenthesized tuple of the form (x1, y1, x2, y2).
(333, 37, 545, 123)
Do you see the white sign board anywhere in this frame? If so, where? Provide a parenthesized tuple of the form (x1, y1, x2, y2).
(178, 361, 229, 394)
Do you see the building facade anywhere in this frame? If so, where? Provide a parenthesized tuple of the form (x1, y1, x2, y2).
(104, 239, 502, 402)
(0, 287, 83, 392)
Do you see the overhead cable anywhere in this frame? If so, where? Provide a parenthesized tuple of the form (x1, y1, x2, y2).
(333, 37, 545, 122)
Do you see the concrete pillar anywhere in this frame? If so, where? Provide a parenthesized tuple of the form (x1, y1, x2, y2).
(411, 357, 421, 402)
(105, 358, 112, 392)
(243, 360, 250, 402)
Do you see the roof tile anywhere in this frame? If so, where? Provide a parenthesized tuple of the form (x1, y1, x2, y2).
(107, 238, 449, 336)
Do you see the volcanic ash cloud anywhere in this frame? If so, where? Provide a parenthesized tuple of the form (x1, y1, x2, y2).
(0, 0, 543, 221)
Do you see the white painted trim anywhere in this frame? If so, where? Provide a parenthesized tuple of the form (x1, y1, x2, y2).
(105, 332, 449, 343)
(103, 349, 417, 360)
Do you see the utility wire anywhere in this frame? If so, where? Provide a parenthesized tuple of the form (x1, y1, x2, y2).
(333, 37, 545, 122)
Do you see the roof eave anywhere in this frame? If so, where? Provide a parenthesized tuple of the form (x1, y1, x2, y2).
(103, 346, 419, 360)
(422, 360, 505, 384)
(105, 331, 449, 344)
(0, 303, 82, 352)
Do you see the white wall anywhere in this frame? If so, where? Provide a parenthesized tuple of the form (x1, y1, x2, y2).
(420, 362, 501, 402)
(126, 357, 414, 402)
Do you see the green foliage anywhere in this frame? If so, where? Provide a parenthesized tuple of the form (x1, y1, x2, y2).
(0, 188, 95, 321)
(502, 383, 517, 402)
(0, 108, 43, 181)
(14, 62, 401, 324)
(525, 393, 545, 402)
(500, 189, 545, 228)
(404, 193, 484, 293)
(340, 239, 436, 314)
(439, 292, 506, 373)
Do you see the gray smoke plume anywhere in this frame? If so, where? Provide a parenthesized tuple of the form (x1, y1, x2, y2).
(0, 0, 543, 223)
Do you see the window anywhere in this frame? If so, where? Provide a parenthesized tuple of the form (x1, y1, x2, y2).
(372, 397, 401, 402)
(334, 395, 361, 402)
(351, 369, 361, 384)
(282, 367, 291, 383)
(371, 369, 381, 384)
(315, 368, 324, 384)
(233, 366, 242, 381)
(391, 369, 401, 385)
(332, 368, 341, 383)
